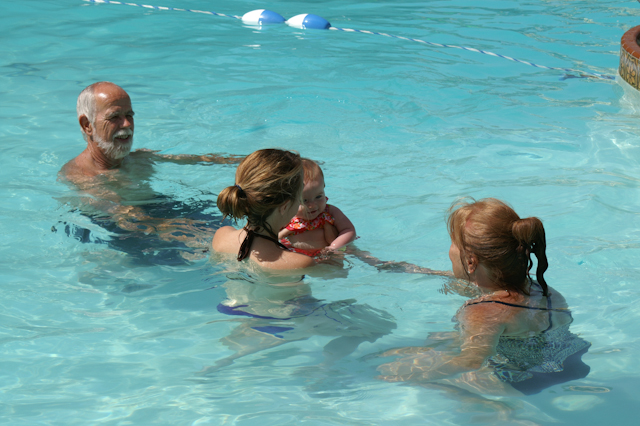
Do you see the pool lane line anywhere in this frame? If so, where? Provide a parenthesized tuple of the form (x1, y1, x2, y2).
(328, 27, 615, 81)
(84, 0, 242, 19)
(82, 0, 616, 81)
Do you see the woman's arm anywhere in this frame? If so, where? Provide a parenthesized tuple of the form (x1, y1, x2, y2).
(377, 304, 505, 382)
(326, 205, 356, 250)
(339, 246, 451, 276)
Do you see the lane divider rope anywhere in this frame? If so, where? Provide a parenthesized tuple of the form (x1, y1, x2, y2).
(83, 0, 616, 81)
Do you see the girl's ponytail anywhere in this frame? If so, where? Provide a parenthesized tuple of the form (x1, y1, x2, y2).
(512, 217, 549, 296)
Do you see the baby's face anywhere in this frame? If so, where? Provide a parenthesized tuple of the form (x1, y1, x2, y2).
(297, 177, 327, 221)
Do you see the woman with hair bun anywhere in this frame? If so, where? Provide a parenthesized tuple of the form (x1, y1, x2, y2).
(206, 149, 395, 371)
(378, 198, 590, 396)
(212, 148, 315, 270)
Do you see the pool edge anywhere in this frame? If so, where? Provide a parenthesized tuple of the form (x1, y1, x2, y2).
(620, 25, 640, 90)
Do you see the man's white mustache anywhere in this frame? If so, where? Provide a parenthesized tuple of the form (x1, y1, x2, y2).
(113, 129, 133, 139)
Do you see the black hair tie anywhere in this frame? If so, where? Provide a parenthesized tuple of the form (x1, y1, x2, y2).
(235, 184, 246, 197)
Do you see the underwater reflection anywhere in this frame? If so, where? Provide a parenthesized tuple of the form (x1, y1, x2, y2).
(57, 169, 224, 267)
(200, 268, 396, 373)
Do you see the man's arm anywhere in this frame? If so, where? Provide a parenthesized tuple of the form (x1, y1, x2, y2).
(134, 149, 244, 165)
(58, 171, 213, 247)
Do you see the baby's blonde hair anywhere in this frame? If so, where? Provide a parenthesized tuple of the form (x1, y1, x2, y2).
(302, 158, 324, 184)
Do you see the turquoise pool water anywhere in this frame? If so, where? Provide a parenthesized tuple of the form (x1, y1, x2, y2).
(2, 0, 639, 424)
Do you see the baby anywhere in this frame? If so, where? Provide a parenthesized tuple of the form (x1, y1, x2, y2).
(278, 159, 356, 257)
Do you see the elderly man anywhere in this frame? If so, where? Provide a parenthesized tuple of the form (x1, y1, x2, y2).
(59, 82, 239, 266)
(61, 81, 239, 180)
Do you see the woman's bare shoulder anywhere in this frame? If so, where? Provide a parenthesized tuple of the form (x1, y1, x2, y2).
(547, 285, 568, 306)
(264, 250, 316, 271)
(460, 294, 518, 325)
(212, 226, 241, 253)
(463, 298, 511, 317)
(458, 301, 510, 340)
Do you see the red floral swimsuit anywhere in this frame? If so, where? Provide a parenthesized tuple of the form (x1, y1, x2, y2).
(280, 204, 335, 257)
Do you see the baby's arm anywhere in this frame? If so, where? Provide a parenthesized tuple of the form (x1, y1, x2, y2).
(326, 205, 356, 250)
(278, 227, 294, 239)
(323, 223, 339, 245)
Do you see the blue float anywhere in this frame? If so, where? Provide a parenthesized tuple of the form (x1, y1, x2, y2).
(241, 9, 285, 25)
(286, 14, 331, 30)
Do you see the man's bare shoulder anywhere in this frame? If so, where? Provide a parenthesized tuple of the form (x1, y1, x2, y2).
(59, 158, 77, 178)
(58, 156, 90, 183)
(58, 151, 119, 187)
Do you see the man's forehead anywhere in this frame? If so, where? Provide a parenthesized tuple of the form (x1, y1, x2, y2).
(96, 93, 133, 113)
(95, 85, 131, 106)
(101, 102, 133, 113)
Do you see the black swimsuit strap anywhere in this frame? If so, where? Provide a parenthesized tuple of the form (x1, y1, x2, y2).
(467, 279, 565, 312)
(466, 300, 568, 312)
(237, 228, 289, 261)
(466, 299, 572, 332)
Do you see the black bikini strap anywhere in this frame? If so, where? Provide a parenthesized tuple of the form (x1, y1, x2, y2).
(237, 228, 289, 261)
(466, 300, 569, 313)
(544, 296, 554, 332)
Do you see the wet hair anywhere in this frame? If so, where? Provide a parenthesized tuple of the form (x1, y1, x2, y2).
(76, 81, 118, 141)
(447, 198, 549, 296)
(301, 158, 324, 184)
(217, 149, 303, 238)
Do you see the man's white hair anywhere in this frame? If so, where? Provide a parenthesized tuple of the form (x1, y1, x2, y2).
(77, 81, 112, 142)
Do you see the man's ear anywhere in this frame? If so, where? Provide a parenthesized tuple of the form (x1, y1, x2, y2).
(79, 115, 92, 137)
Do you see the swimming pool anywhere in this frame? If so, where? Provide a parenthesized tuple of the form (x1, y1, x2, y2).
(2, 0, 639, 424)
